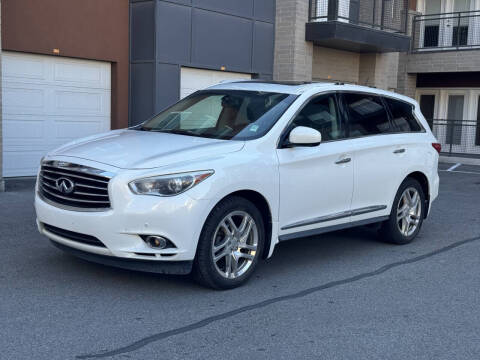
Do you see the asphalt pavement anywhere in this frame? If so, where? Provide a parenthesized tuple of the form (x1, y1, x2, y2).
(1, 165, 479, 360)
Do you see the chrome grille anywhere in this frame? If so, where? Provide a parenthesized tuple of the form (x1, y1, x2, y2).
(39, 161, 113, 211)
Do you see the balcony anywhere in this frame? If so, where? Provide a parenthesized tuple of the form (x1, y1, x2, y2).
(306, 0, 411, 52)
(412, 11, 480, 52)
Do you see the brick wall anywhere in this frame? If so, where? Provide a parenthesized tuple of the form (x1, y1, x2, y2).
(407, 50, 480, 73)
(312, 47, 360, 83)
(358, 52, 400, 91)
(397, 52, 417, 98)
(274, 0, 313, 81)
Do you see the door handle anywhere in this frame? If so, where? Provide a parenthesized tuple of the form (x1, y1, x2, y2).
(393, 148, 406, 154)
(335, 157, 351, 165)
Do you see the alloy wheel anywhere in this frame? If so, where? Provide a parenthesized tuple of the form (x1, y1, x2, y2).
(211, 210, 258, 279)
(396, 187, 422, 237)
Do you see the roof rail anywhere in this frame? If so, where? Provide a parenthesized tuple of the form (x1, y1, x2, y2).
(218, 79, 252, 84)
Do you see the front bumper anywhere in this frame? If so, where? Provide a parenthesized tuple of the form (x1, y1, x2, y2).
(50, 241, 193, 274)
(35, 178, 212, 266)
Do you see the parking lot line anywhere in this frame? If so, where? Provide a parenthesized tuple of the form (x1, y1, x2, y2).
(439, 169, 480, 175)
(446, 163, 462, 172)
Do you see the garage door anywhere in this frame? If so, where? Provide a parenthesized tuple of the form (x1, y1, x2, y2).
(2, 52, 111, 177)
(180, 67, 251, 99)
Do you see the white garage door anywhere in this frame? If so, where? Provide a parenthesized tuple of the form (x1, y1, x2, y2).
(2, 52, 111, 177)
(180, 67, 252, 99)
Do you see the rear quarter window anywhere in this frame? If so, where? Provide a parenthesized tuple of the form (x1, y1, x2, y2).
(384, 97, 422, 132)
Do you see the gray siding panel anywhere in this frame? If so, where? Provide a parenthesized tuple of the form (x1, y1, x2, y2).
(130, 63, 155, 125)
(155, 63, 181, 114)
(156, 2, 191, 63)
(165, 0, 192, 5)
(131, 1, 155, 61)
(192, 9, 253, 72)
(254, 0, 275, 22)
(253, 21, 274, 75)
(129, 0, 275, 124)
(192, 0, 254, 18)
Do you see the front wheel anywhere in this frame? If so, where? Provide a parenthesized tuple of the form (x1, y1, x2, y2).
(379, 178, 426, 245)
(193, 196, 265, 289)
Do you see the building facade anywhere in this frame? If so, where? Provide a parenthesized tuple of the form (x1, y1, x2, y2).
(1, 0, 129, 178)
(408, 0, 480, 156)
(129, 0, 276, 125)
(1, 0, 478, 185)
(274, 0, 411, 89)
(272, 0, 480, 157)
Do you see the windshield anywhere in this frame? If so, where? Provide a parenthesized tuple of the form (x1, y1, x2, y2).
(138, 90, 297, 140)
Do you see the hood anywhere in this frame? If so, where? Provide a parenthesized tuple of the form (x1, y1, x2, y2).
(49, 129, 245, 169)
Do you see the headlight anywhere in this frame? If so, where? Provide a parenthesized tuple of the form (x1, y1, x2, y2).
(129, 170, 214, 197)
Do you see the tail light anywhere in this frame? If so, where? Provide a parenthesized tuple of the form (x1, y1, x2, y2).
(432, 143, 442, 154)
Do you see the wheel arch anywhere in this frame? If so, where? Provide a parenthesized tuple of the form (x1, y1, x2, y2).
(212, 190, 273, 260)
(405, 171, 430, 217)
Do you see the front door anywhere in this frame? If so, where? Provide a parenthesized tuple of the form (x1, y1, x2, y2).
(277, 93, 354, 238)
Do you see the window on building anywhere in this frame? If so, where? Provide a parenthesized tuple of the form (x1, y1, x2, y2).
(423, 0, 441, 47)
(452, 0, 470, 47)
(446, 95, 464, 145)
(384, 98, 422, 132)
(476, 96, 480, 146)
(291, 94, 345, 141)
(343, 93, 392, 136)
(419, 94, 436, 129)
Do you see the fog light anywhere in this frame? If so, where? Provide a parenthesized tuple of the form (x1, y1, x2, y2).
(144, 235, 168, 249)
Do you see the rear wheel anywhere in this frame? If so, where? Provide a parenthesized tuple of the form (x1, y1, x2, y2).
(194, 196, 265, 289)
(379, 178, 425, 245)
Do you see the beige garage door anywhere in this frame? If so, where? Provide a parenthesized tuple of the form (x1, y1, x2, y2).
(180, 67, 252, 99)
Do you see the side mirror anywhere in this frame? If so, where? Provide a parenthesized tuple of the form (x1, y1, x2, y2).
(287, 126, 322, 147)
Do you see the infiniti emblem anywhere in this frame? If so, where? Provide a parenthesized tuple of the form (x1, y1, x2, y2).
(55, 177, 75, 194)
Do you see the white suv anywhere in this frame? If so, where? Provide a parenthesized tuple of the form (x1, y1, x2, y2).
(35, 82, 440, 289)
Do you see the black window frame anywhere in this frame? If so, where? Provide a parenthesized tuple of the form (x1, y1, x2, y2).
(338, 91, 426, 138)
(383, 96, 425, 133)
(338, 91, 395, 138)
(278, 91, 347, 148)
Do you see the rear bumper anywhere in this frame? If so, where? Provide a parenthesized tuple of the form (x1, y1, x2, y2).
(51, 241, 193, 275)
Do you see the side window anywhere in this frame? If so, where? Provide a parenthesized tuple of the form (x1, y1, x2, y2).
(384, 97, 422, 132)
(343, 93, 392, 136)
(291, 94, 345, 141)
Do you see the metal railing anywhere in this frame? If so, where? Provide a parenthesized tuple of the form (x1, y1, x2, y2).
(309, 0, 409, 34)
(430, 119, 480, 157)
(412, 10, 480, 52)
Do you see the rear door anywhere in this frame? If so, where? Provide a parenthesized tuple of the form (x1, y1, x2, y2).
(340, 92, 404, 221)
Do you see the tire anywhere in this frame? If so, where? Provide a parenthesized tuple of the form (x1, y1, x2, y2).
(379, 178, 426, 245)
(193, 196, 265, 290)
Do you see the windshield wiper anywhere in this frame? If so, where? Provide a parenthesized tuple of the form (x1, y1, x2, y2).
(148, 129, 203, 137)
